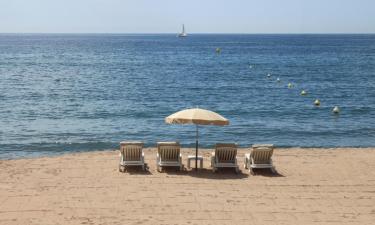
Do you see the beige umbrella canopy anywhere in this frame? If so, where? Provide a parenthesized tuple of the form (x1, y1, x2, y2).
(165, 108, 229, 170)
(165, 108, 229, 126)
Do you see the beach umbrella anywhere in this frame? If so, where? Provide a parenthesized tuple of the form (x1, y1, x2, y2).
(165, 108, 229, 170)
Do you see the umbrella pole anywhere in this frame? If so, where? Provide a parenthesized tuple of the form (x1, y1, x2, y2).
(195, 125, 198, 171)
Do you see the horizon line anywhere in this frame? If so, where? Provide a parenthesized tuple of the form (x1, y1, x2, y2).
(1, 32, 375, 35)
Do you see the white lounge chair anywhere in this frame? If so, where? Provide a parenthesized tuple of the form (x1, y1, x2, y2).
(119, 141, 145, 172)
(244, 144, 275, 174)
(156, 142, 183, 172)
(211, 143, 239, 173)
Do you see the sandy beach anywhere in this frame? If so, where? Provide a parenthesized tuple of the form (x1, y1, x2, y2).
(0, 147, 374, 225)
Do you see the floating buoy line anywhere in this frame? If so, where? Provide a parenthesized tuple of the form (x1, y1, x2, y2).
(263, 72, 341, 116)
(215, 49, 341, 116)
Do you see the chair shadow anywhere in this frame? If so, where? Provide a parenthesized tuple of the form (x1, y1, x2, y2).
(120, 164, 153, 175)
(157, 167, 186, 174)
(250, 168, 285, 177)
(119, 165, 284, 178)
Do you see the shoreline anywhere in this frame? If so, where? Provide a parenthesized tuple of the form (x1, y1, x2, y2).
(1, 147, 374, 161)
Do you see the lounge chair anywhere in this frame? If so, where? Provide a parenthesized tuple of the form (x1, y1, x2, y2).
(119, 141, 145, 172)
(211, 143, 239, 173)
(244, 144, 275, 174)
(156, 142, 183, 172)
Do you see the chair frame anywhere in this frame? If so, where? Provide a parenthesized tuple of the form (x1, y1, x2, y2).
(156, 142, 183, 172)
(244, 144, 276, 174)
(211, 143, 239, 173)
(119, 141, 146, 172)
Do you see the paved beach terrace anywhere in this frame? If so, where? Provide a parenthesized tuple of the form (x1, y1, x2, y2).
(0, 148, 374, 225)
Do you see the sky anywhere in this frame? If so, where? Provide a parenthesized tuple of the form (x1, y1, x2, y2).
(0, 0, 374, 33)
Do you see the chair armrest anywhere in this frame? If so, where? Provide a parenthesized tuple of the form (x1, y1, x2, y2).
(119, 153, 124, 164)
(211, 152, 217, 164)
(210, 153, 215, 161)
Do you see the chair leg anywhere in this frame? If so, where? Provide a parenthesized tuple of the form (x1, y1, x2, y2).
(235, 166, 240, 174)
(271, 167, 276, 174)
(244, 157, 248, 169)
(250, 167, 254, 175)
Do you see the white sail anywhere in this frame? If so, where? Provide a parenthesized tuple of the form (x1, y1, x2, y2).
(178, 24, 187, 37)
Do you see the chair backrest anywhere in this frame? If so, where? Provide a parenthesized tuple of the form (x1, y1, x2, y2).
(157, 142, 180, 162)
(120, 142, 144, 161)
(215, 143, 237, 163)
(251, 144, 274, 164)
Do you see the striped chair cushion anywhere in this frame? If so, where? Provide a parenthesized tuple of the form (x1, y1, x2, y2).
(215, 143, 237, 163)
(157, 142, 180, 162)
(251, 144, 274, 164)
(120, 142, 144, 161)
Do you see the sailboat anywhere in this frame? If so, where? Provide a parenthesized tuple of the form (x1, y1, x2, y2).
(178, 24, 187, 37)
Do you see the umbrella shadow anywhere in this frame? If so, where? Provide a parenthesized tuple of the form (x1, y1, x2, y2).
(185, 168, 249, 179)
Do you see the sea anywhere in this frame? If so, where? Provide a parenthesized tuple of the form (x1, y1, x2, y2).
(1, 34, 375, 159)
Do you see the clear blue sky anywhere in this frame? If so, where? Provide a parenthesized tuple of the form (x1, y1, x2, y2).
(0, 0, 374, 33)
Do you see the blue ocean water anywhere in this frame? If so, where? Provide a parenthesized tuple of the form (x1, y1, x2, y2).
(0, 34, 375, 159)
